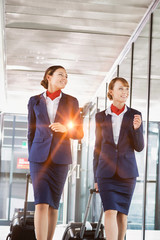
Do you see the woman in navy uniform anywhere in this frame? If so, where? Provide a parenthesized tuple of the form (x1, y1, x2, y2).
(93, 77, 144, 240)
(28, 65, 83, 240)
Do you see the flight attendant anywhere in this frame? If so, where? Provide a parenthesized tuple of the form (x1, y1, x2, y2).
(28, 65, 84, 240)
(93, 77, 144, 240)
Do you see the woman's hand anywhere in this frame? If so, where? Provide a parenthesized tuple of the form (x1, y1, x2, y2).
(133, 114, 142, 130)
(49, 122, 67, 133)
(94, 182, 99, 192)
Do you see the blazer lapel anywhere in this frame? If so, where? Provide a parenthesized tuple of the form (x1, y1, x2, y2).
(36, 93, 51, 124)
(118, 107, 131, 145)
(54, 92, 67, 123)
(104, 113, 115, 146)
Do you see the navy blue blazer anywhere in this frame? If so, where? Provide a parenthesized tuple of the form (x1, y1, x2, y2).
(93, 107, 144, 182)
(28, 92, 84, 164)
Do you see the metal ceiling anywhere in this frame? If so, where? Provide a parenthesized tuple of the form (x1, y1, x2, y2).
(1, 0, 156, 113)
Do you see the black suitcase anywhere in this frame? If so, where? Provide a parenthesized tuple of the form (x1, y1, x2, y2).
(6, 173, 36, 240)
(62, 189, 105, 240)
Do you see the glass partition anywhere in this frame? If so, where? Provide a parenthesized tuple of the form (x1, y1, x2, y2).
(147, 5, 160, 232)
(80, 4, 160, 240)
(80, 112, 90, 221)
(127, 21, 150, 232)
(67, 140, 78, 223)
(119, 49, 131, 83)
(0, 114, 29, 222)
(0, 113, 65, 224)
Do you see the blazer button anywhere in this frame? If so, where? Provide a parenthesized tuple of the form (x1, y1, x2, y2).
(115, 149, 118, 152)
(50, 133, 53, 137)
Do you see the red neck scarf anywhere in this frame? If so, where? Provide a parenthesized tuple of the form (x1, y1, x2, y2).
(111, 104, 125, 115)
(46, 90, 61, 100)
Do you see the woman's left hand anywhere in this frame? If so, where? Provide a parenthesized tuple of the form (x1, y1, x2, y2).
(49, 122, 67, 133)
(133, 114, 142, 130)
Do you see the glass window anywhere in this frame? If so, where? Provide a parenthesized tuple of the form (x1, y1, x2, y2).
(126, 20, 150, 233)
(80, 112, 90, 221)
(79, 105, 101, 223)
(119, 49, 132, 107)
(146, 5, 160, 231)
(0, 113, 66, 224)
(67, 140, 78, 223)
(127, 4, 160, 237)
(96, 82, 106, 112)
(119, 49, 131, 83)
(0, 114, 29, 221)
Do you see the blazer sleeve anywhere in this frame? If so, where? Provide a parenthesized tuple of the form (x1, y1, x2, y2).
(66, 98, 84, 140)
(27, 97, 36, 152)
(93, 113, 102, 183)
(131, 113, 144, 152)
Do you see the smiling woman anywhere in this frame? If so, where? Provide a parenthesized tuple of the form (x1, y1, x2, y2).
(107, 77, 129, 104)
(27, 65, 84, 240)
(41, 66, 68, 91)
(93, 77, 144, 240)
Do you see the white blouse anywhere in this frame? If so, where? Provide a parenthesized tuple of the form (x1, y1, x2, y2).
(43, 91, 62, 124)
(105, 105, 127, 144)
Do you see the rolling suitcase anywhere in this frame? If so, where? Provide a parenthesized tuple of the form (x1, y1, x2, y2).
(62, 189, 105, 240)
(6, 173, 36, 240)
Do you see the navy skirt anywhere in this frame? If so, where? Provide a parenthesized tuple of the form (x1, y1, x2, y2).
(97, 173, 136, 215)
(30, 160, 68, 209)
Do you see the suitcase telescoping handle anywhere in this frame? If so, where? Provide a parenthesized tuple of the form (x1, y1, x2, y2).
(80, 188, 103, 239)
(23, 173, 31, 226)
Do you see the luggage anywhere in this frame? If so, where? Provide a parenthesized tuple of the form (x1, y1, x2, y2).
(6, 173, 36, 240)
(62, 189, 105, 240)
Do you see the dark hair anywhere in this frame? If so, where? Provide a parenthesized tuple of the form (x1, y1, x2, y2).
(107, 77, 129, 100)
(41, 65, 65, 89)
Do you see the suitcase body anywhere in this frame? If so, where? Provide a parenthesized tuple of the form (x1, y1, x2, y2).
(6, 174, 36, 240)
(62, 222, 105, 240)
(62, 189, 105, 240)
(6, 209, 36, 240)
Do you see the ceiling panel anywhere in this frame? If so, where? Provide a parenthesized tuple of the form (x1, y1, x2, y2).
(4, 0, 154, 113)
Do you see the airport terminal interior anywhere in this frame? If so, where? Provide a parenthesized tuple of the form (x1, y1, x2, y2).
(0, 0, 160, 239)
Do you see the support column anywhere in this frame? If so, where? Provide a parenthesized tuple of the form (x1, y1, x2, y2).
(0, 0, 7, 111)
(142, 13, 153, 240)
(75, 140, 82, 222)
(155, 123, 160, 229)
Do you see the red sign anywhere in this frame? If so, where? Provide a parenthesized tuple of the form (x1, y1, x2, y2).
(17, 158, 29, 169)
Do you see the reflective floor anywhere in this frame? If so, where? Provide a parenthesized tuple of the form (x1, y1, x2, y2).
(1, 225, 160, 240)
(0, 225, 66, 240)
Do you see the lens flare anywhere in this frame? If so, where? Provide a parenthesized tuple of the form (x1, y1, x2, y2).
(67, 121, 74, 129)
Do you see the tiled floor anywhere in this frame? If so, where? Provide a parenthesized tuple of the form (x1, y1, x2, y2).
(1, 226, 10, 240)
(1, 225, 160, 240)
(126, 230, 160, 240)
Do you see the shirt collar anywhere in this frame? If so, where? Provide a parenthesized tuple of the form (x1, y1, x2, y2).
(43, 91, 62, 101)
(105, 105, 128, 116)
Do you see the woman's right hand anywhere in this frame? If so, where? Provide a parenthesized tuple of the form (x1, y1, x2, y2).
(49, 122, 67, 133)
(94, 182, 99, 192)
